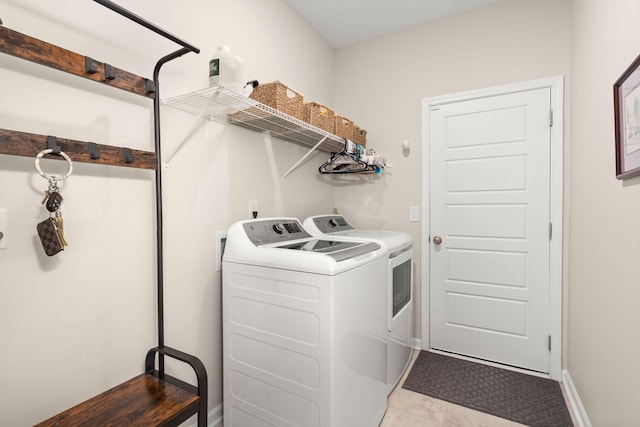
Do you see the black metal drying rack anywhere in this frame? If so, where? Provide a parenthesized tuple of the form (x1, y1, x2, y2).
(0, 1, 209, 425)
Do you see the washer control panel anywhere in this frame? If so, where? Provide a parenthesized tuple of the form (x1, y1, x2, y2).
(243, 219, 311, 245)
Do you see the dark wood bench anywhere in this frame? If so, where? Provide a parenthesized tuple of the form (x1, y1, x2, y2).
(35, 346, 208, 427)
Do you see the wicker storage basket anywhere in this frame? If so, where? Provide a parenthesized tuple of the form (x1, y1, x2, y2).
(353, 125, 367, 146)
(303, 101, 335, 132)
(249, 81, 304, 120)
(333, 115, 354, 140)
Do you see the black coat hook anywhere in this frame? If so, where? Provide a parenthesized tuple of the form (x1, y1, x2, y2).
(85, 56, 98, 74)
(47, 136, 62, 154)
(145, 79, 156, 94)
(88, 142, 101, 159)
(123, 147, 134, 163)
(104, 63, 116, 80)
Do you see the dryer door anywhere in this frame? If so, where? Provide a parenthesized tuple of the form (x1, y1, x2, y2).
(389, 246, 413, 332)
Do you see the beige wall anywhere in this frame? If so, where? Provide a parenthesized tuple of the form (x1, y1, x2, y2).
(332, 0, 572, 350)
(570, 0, 640, 425)
(0, 0, 334, 424)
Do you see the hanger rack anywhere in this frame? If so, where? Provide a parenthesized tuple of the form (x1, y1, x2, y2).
(1, 1, 208, 425)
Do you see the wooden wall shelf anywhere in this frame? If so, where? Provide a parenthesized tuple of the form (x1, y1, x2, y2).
(0, 25, 156, 98)
(0, 128, 157, 170)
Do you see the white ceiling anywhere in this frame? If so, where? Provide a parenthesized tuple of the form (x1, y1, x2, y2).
(282, 0, 503, 48)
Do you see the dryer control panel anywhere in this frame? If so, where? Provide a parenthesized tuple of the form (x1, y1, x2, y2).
(243, 219, 311, 246)
(312, 215, 354, 234)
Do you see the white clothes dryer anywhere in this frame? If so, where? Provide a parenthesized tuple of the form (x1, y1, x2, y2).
(223, 217, 389, 427)
(303, 215, 414, 394)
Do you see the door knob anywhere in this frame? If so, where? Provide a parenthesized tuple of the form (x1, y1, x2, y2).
(433, 235, 442, 245)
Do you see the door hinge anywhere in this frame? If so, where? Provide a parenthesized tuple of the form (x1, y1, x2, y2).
(549, 110, 554, 127)
(548, 335, 552, 351)
(549, 223, 552, 240)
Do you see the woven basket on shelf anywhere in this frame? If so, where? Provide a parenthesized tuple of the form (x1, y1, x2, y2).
(333, 115, 354, 140)
(353, 125, 367, 146)
(303, 101, 334, 132)
(249, 81, 304, 120)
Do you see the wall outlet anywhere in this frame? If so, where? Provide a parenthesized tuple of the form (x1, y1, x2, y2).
(0, 209, 7, 250)
(216, 230, 227, 271)
(249, 200, 258, 218)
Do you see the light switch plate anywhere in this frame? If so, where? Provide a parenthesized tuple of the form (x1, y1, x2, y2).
(0, 209, 7, 250)
(409, 206, 420, 223)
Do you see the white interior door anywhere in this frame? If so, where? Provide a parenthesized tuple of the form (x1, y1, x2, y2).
(429, 87, 552, 373)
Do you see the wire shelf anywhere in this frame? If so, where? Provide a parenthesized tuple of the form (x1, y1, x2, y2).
(162, 84, 345, 154)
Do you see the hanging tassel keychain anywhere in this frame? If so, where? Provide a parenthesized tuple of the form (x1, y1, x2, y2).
(34, 148, 72, 256)
(54, 210, 68, 247)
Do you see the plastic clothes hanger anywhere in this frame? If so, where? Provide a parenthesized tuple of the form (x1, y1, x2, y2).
(318, 151, 376, 174)
(319, 138, 385, 174)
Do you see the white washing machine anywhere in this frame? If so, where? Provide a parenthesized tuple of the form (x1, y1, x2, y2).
(222, 217, 389, 427)
(303, 215, 413, 394)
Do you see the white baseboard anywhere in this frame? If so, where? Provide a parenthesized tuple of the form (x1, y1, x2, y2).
(562, 369, 591, 427)
(208, 403, 223, 427)
(185, 403, 223, 427)
(411, 337, 422, 350)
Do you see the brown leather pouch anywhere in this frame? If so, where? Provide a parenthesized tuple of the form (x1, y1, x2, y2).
(37, 217, 64, 256)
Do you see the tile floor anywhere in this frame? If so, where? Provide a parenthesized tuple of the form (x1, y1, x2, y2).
(379, 351, 557, 427)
